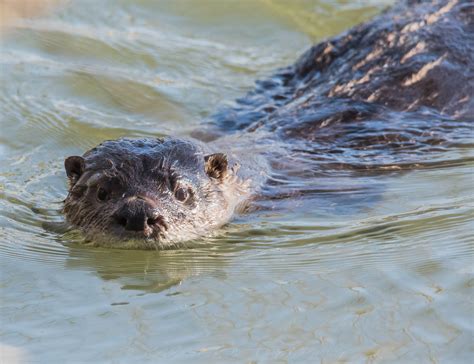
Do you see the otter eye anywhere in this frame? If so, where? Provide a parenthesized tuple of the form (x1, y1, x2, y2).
(174, 187, 188, 202)
(97, 187, 108, 201)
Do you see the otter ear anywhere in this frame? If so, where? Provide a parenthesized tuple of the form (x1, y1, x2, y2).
(65, 156, 85, 185)
(204, 153, 228, 180)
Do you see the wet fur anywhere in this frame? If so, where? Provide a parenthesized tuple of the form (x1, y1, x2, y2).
(64, 138, 250, 249)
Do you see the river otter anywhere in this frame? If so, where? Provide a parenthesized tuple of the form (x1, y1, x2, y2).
(63, 0, 473, 249)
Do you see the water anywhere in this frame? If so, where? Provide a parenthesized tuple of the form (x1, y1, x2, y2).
(1, 1, 473, 362)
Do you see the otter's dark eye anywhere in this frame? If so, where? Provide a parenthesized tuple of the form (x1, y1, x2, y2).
(174, 187, 188, 202)
(97, 187, 108, 201)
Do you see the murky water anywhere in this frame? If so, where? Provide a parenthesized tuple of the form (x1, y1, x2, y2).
(1, 1, 473, 363)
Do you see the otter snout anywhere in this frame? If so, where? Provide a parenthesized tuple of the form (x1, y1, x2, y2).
(113, 197, 167, 236)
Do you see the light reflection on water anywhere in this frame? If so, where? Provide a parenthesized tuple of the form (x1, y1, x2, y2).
(0, 0, 473, 363)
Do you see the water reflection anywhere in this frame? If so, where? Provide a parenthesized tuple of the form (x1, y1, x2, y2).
(62, 242, 232, 293)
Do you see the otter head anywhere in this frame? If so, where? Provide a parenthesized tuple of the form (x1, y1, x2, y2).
(63, 137, 249, 249)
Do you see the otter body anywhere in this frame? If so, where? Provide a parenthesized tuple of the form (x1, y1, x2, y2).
(64, 0, 473, 249)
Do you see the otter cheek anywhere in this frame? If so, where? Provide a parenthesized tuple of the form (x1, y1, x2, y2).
(69, 185, 87, 198)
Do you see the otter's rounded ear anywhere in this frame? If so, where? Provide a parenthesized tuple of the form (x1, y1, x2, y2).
(65, 156, 85, 185)
(204, 153, 228, 180)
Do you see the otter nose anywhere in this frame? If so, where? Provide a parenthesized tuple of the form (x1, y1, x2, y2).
(114, 199, 163, 233)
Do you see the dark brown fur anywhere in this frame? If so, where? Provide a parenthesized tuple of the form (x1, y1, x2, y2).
(214, 0, 473, 135)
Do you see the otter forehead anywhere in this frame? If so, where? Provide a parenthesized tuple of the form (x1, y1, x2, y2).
(82, 137, 205, 175)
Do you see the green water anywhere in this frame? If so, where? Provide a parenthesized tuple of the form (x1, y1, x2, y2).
(1, 0, 473, 363)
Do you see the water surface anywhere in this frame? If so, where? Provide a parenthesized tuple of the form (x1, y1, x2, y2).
(1, 1, 473, 363)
